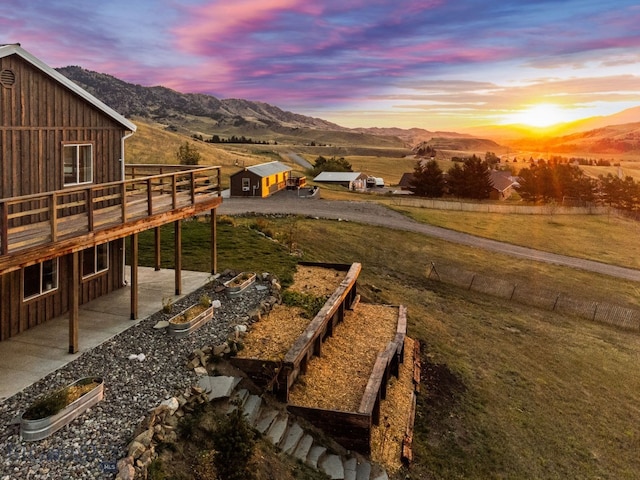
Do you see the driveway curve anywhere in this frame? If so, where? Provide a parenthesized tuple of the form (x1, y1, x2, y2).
(218, 195, 640, 282)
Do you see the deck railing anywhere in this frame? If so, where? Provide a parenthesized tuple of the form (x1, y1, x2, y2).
(0, 165, 221, 256)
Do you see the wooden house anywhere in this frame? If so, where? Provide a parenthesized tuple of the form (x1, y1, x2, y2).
(0, 44, 222, 352)
(489, 170, 518, 200)
(229, 161, 292, 197)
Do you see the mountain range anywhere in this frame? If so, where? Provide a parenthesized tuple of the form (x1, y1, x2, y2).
(57, 66, 640, 155)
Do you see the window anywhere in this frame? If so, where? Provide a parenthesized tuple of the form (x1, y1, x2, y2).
(265, 177, 270, 187)
(82, 244, 109, 278)
(23, 259, 58, 300)
(242, 178, 250, 191)
(64, 144, 93, 186)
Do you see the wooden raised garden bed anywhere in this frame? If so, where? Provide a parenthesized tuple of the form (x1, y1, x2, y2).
(21, 376, 104, 442)
(224, 271, 256, 296)
(168, 298, 215, 337)
(230, 262, 360, 399)
(287, 304, 407, 454)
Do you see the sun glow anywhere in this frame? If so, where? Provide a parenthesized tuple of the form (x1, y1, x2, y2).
(505, 103, 573, 127)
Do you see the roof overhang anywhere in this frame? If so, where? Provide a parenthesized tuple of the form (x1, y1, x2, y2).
(0, 44, 137, 132)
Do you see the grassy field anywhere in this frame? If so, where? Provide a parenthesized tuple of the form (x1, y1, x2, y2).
(392, 206, 640, 271)
(136, 215, 640, 479)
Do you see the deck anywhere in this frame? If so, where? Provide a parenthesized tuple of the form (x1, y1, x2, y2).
(0, 164, 222, 274)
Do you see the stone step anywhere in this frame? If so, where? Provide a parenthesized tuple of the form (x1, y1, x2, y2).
(255, 408, 279, 434)
(265, 414, 288, 446)
(292, 434, 314, 462)
(197, 375, 241, 401)
(343, 457, 357, 480)
(241, 394, 262, 426)
(226, 388, 249, 414)
(280, 422, 304, 455)
(370, 467, 388, 480)
(356, 460, 371, 480)
(307, 444, 327, 469)
(319, 453, 345, 479)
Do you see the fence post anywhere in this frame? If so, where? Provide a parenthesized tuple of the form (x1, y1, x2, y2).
(510, 284, 517, 301)
(593, 303, 599, 321)
(468, 274, 475, 290)
(428, 261, 440, 280)
(553, 293, 561, 311)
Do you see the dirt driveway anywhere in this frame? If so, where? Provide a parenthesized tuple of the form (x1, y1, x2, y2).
(218, 192, 640, 282)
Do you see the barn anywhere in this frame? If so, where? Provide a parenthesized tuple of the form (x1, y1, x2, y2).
(229, 161, 292, 197)
(0, 44, 222, 352)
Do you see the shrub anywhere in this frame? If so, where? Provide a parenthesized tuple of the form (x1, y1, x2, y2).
(282, 290, 327, 319)
(211, 408, 256, 480)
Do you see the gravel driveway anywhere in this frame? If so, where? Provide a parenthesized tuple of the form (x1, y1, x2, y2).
(219, 193, 640, 282)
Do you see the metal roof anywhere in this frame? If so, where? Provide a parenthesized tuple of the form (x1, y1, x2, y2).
(313, 171, 365, 182)
(0, 44, 137, 132)
(245, 161, 292, 177)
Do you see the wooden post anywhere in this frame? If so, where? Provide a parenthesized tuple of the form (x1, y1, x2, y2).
(147, 178, 153, 215)
(174, 220, 182, 295)
(130, 233, 138, 320)
(50, 193, 58, 242)
(86, 187, 94, 232)
(1, 201, 8, 255)
(210, 208, 217, 274)
(154, 226, 161, 271)
(68, 252, 79, 354)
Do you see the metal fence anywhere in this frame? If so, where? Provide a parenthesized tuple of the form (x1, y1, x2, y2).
(427, 262, 640, 332)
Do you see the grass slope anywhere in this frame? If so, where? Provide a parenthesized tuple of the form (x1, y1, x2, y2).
(135, 215, 640, 479)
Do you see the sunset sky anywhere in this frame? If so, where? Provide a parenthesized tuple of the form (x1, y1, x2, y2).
(2, 1, 640, 130)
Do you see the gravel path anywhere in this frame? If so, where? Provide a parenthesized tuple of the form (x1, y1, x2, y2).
(0, 276, 271, 479)
(219, 194, 640, 282)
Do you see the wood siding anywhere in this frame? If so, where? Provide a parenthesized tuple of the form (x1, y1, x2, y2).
(0, 241, 124, 341)
(0, 53, 126, 200)
(0, 52, 129, 340)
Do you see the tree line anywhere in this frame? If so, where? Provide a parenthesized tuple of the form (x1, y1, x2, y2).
(411, 154, 640, 214)
(192, 134, 276, 145)
(410, 155, 493, 200)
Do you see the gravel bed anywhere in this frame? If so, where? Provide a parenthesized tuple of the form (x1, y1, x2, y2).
(0, 274, 271, 479)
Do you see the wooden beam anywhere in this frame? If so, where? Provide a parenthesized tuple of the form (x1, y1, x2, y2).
(154, 226, 161, 271)
(174, 220, 182, 295)
(211, 208, 217, 274)
(68, 251, 79, 354)
(130, 233, 138, 320)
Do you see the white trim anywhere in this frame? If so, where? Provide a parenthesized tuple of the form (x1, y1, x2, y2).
(23, 258, 59, 301)
(82, 243, 109, 279)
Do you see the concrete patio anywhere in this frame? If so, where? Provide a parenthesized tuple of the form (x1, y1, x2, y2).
(0, 267, 211, 401)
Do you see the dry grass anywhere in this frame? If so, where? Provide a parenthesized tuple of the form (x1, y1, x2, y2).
(288, 304, 399, 411)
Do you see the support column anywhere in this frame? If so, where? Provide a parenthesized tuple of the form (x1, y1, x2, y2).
(154, 226, 161, 271)
(68, 252, 79, 354)
(174, 220, 182, 295)
(211, 208, 217, 274)
(130, 233, 138, 320)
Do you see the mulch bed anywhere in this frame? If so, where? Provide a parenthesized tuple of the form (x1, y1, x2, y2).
(236, 265, 345, 360)
(370, 336, 416, 474)
(287, 303, 399, 411)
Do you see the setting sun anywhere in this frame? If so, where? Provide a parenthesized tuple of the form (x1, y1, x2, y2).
(505, 103, 573, 127)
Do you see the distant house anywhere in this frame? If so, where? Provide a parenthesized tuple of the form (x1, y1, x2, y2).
(313, 171, 369, 191)
(229, 161, 292, 197)
(489, 171, 519, 200)
(398, 173, 417, 191)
